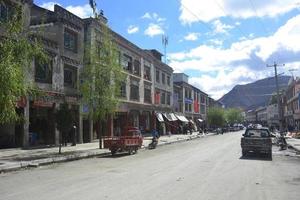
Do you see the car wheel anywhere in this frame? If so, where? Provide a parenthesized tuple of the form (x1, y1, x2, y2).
(242, 150, 247, 157)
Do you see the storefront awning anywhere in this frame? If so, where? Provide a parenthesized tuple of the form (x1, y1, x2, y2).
(189, 119, 195, 124)
(156, 113, 164, 122)
(197, 119, 204, 122)
(175, 114, 189, 123)
(163, 113, 178, 121)
(169, 113, 178, 121)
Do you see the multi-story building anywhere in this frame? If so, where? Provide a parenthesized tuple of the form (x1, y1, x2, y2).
(173, 73, 208, 126)
(27, 4, 84, 146)
(245, 110, 256, 124)
(284, 77, 300, 131)
(256, 106, 267, 126)
(267, 104, 279, 128)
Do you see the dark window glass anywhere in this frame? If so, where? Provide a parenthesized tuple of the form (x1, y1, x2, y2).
(122, 54, 132, 71)
(144, 66, 151, 81)
(144, 88, 151, 103)
(167, 93, 171, 105)
(64, 65, 77, 88)
(161, 92, 166, 104)
(120, 82, 126, 98)
(133, 60, 140, 76)
(156, 70, 160, 83)
(167, 76, 170, 86)
(64, 29, 77, 52)
(0, 4, 8, 22)
(162, 73, 165, 84)
(35, 59, 52, 84)
(130, 80, 139, 101)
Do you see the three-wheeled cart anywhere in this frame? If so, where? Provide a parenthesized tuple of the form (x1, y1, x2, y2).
(103, 127, 143, 155)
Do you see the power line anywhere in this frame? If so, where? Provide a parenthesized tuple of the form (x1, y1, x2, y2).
(179, 1, 214, 33)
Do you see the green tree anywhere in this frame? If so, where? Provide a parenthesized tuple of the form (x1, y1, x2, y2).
(0, 2, 46, 124)
(207, 107, 225, 128)
(55, 103, 73, 154)
(225, 108, 244, 125)
(81, 2, 125, 148)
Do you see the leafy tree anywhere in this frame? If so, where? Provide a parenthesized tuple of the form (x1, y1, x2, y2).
(207, 107, 225, 128)
(81, 2, 125, 148)
(0, 2, 46, 124)
(55, 103, 73, 154)
(225, 108, 244, 125)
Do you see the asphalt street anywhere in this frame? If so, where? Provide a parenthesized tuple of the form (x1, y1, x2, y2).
(1, 130, 300, 200)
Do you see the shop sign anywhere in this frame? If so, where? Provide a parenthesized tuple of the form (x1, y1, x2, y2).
(184, 98, 193, 104)
(33, 100, 53, 107)
(65, 96, 78, 104)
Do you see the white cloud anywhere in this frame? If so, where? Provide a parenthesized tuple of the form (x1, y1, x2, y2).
(127, 25, 139, 34)
(213, 20, 233, 34)
(65, 4, 93, 18)
(169, 14, 300, 99)
(144, 23, 164, 37)
(209, 39, 223, 46)
(184, 32, 200, 41)
(141, 12, 166, 22)
(39, 2, 60, 11)
(141, 12, 152, 19)
(179, 0, 299, 24)
(39, 2, 93, 18)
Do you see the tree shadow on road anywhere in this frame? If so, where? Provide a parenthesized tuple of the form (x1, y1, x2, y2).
(239, 153, 272, 161)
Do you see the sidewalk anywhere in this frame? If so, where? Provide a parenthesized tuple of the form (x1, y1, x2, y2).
(286, 138, 300, 153)
(0, 132, 214, 173)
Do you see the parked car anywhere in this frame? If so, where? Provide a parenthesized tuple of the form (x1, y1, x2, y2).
(240, 127, 272, 158)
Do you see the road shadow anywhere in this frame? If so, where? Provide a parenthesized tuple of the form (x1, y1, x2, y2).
(239, 153, 272, 161)
(99, 152, 135, 158)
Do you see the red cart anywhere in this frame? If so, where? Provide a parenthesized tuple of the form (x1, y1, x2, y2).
(103, 127, 143, 155)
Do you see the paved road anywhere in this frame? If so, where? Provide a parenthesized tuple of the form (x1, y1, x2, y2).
(1, 131, 300, 200)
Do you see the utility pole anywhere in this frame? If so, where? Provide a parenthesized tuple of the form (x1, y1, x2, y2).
(267, 62, 285, 132)
(162, 34, 168, 64)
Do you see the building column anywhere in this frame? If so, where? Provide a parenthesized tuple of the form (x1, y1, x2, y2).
(54, 103, 60, 145)
(107, 115, 113, 137)
(78, 110, 83, 144)
(89, 118, 93, 142)
(22, 98, 30, 147)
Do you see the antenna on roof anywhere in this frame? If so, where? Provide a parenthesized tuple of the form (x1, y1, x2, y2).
(162, 34, 168, 64)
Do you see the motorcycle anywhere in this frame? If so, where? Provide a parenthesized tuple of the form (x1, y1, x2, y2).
(275, 132, 287, 150)
(148, 137, 158, 149)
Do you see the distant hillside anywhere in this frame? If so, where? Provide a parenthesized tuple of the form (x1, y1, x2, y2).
(219, 76, 291, 110)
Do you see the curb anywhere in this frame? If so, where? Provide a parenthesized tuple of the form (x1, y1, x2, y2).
(0, 133, 215, 173)
(287, 144, 300, 154)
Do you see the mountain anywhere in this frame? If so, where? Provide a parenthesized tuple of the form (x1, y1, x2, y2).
(219, 76, 291, 110)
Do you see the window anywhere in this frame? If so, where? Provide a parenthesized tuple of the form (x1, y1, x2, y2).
(64, 65, 77, 88)
(120, 82, 126, 98)
(133, 59, 140, 76)
(35, 59, 52, 84)
(130, 79, 139, 101)
(200, 104, 205, 114)
(162, 73, 165, 84)
(144, 84, 152, 103)
(155, 90, 160, 104)
(122, 54, 132, 72)
(64, 29, 77, 52)
(0, 4, 8, 22)
(201, 95, 205, 104)
(156, 70, 160, 83)
(167, 76, 170, 86)
(167, 93, 171, 105)
(144, 65, 151, 81)
(161, 92, 166, 104)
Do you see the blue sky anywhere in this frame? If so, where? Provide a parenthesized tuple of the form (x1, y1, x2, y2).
(36, 0, 300, 99)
